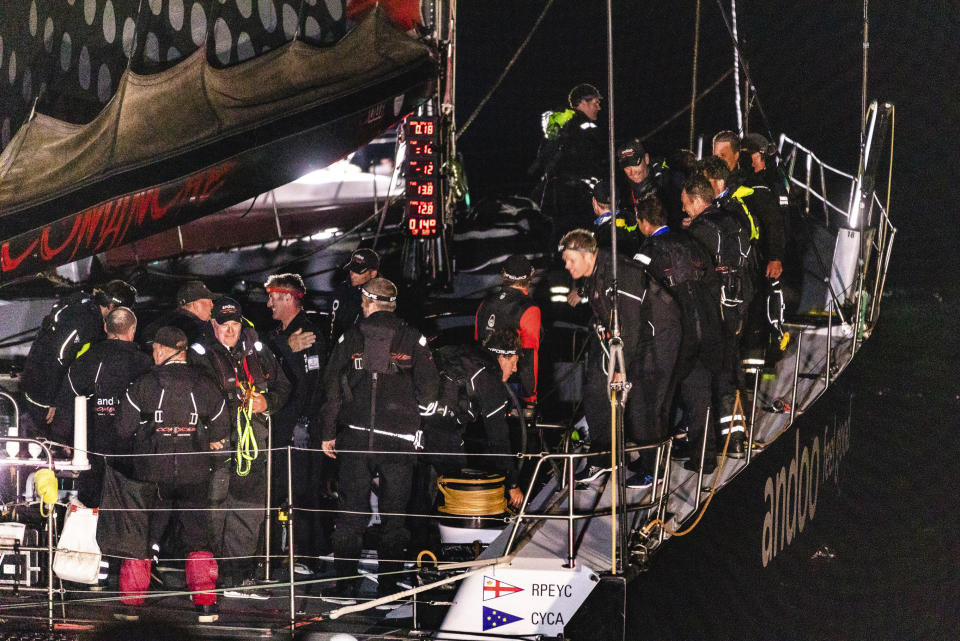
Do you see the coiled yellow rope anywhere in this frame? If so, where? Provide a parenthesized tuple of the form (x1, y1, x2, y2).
(436, 475, 507, 516)
(234, 394, 259, 477)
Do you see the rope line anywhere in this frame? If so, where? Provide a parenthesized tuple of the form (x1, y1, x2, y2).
(455, 0, 557, 140)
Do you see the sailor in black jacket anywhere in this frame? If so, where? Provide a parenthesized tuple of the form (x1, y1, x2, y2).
(635, 196, 724, 472)
(560, 229, 681, 487)
(20, 280, 136, 438)
(329, 248, 380, 343)
(682, 174, 752, 456)
(50, 306, 152, 506)
(319, 277, 438, 597)
(114, 326, 228, 613)
(431, 329, 527, 508)
(264, 272, 330, 568)
(141, 280, 217, 348)
(190, 297, 290, 590)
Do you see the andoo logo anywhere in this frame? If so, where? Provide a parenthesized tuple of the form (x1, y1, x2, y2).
(761, 418, 850, 567)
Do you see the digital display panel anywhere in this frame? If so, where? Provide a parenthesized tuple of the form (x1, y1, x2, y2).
(404, 115, 441, 238)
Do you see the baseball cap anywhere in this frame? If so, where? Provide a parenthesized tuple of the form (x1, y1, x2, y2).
(502, 255, 534, 281)
(568, 83, 602, 108)
(740, 132, 774, 155)
(617, 138, 647, 167)
(345, 248, 381, 274)
(153, 326, 188, 351)
(177, 280, 214, 306)
(211, 297, 243, 324)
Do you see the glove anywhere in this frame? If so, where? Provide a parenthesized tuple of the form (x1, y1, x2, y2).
(292, 418, 310, 449)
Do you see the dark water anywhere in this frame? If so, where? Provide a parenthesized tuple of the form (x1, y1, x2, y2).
(559, 283, 959, 640)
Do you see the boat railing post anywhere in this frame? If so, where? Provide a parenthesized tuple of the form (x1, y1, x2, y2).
(694, 407, 710, 508)
(505, 455, 548, 557)
(746, 367, 760, 465)
(287, 446, 296, 629)
(826, 307, 833, 392)
(658, 439, 672, 544)
(790, 329, 804, 425)
(567, 452, 575, 568)
(265, 415, 272, 582)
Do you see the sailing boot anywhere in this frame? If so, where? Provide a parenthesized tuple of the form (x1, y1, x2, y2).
(718, 394, 748, 459)
(186, 551, 219, 622)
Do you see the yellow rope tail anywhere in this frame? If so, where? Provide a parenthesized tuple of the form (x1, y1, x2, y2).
(643, 390, 746, 538)
(234, 394, 259, 477)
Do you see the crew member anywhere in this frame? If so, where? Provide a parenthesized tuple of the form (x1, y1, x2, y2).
(114, 327, 228, 621)
(191, 298, 290, 591)
(635, 196, 723, 472)
(329, 248, 380, 343)
(681, 175, 752, 457)
(713, 130, 786, 279)
(319, 277, 438, 599)
(142, 280, 217, 347)
(560, 230, 681, 488)
(539, 83, 607, 243)
(616, 138, 685, 231)
(50, 306, 153, 506)
(589, 179, 639, 256)
(474, 254, 542, 412)
(20, 280, 137, 438)
(263, 273, 330, 570)
(431, 329, 527, 508)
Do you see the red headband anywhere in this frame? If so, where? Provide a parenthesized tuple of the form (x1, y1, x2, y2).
(265, 286, 304, 299)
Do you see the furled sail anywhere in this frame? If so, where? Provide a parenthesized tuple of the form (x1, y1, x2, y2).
(0, 1, 435, 282)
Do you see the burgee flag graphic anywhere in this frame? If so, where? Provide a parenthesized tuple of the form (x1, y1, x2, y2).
(482, 605, 523, 630)
(482, 576, 523, 600)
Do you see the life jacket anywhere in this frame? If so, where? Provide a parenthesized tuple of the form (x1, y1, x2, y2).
(699, 208, 752, 273)
(729, 185, 760, 241)
(433, 345, 485, 424)
(136, 370, 211, 455)
(637, 233, 706, 290)
(192, 330, 271, 403)
(476, 287, 535, 344)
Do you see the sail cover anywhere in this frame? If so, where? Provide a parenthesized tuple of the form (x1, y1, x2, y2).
(0, 0, 435, 282)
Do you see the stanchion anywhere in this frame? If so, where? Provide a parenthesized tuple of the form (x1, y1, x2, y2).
(265, 415, 272, 581)
(287, 446, 296, 629)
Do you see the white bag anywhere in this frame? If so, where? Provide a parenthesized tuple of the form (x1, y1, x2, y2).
(53, 505, 102, 584)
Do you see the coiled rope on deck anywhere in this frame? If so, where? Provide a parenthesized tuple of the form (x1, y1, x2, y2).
(436, 475, 507, 516)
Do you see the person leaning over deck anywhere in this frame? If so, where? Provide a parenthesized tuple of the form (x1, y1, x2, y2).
(19, 280, 137, 439)
(429, 328, 528, 509)
(114, 326, 229, 621)
(560, 229, 682, 489)
(50, 306, 153, 508)
(189, 297, 290, 594)
(474, 254, 542, 417)
(318, 277, 439, 600)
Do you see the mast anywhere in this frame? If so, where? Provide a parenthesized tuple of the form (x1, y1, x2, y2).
(731, 0, 743, 132)
(861, 0, 869, 145)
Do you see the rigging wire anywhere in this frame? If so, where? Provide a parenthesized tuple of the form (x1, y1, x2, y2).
(639, 68, 733, 143)
(711, 0, 776, 139)
(455, 0, 557, 141)
(689, 0, 702, 149)
(730, 0, 743, 131)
